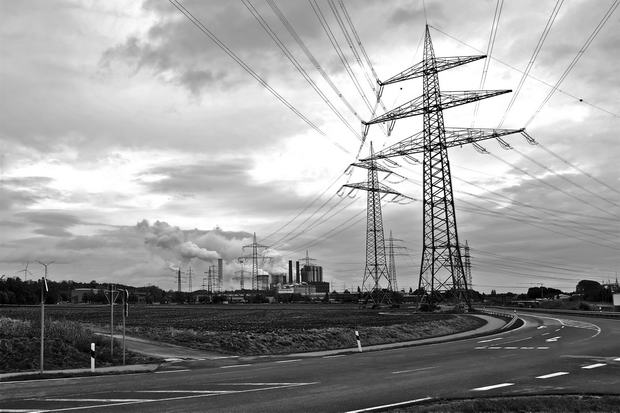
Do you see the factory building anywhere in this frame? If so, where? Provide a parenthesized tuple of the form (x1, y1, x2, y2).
(301, 264, 323, 283)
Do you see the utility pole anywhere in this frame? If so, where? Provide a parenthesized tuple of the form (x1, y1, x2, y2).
(362, 25, 526, 310)
(120, 289, 129, 365)
(104, 284, 119, 359)
(342, 143, 412, 306)
(462, 240, 472, 289)
(36, 260, 53, 374)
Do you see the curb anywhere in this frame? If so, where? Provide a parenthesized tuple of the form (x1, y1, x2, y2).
(0, 363, 161, 382)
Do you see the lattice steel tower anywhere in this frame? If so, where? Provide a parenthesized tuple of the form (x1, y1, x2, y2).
(240, 233, 271, 290)
(363, 25, 526, 308)
(342, 143, 411, 305)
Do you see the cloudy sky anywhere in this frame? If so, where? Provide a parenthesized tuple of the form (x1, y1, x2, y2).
(1, 0, 618, 293)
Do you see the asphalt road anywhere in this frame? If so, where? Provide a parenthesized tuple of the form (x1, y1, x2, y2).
(1, 311, 618, 412)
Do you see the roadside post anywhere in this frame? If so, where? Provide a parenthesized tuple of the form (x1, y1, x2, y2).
(90, 343, 95, 372)
(355, 330, 362, 352)
(36, 260, 53, 374)
(104, 284, 119, 359)
(122, 289, 129, 365)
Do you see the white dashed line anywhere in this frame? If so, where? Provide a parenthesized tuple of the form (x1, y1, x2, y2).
(472, 383, 514, 391)
(582, 363, 606, 369)
(545, 336, 561, 342)
(541, 332, 549, 336)
(504, 347, 518, 350)
(537, 347, 550, 350)
(345, 397, 432, 412)
(537, 326, 547, 329)
(276, 359, 302, 364)
(614, 357, 620, 362)
(220, 364, 251, 369)
(477, 338, 503, 343)
(520, 347, 535, 349)
(536, 372, 569, 379)
(474, 346, 487, 349)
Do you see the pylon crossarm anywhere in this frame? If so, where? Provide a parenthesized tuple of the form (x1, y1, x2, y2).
(364, 90, 511, 125)
(342, 182, 403, 197)
(349, 160, 393, 174)
(380, 55, 486, 85)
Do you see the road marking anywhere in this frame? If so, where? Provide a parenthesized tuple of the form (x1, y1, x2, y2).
(345, 397, 432, 412)
(32, 382, 319, 412)
(537, 326, 547, 329)
(323, 354, 345, 359)
(555, 328, 561, 332)
(227, 382, 316, 386)
(472, 383, 514, 391)
(520, 347, 535, 349)
(488, 346, 502, 349)
(220, 364, 251, 369)
(155, 369, 190, 374)
(615, 358, 620, 362)
(536, 372, 569, 379)
(541, 332, 549, 336)
(478, 337, 503, 343)
(504, 347, 518, 350)
(545, 336, 561, 342)
(503, 336, 533, 344)
(392, 366, 436, 375)
(138, 390, 233, 394)
(275, 359, 302, 364)
(474, 346, 487, 349)
(44, 399, 156, 402)
(0, 410, 43, 412)
(582, 363, 606, 369)
(537, 347, 550, 350)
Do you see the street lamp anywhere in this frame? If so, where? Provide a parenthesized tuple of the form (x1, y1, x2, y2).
(36, 260, 54, 374)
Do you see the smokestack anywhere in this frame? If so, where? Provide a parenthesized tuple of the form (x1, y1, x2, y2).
(218, 258, 223, 292)
(288, 260, 293, 284)
(296, 261, 300, 283)
(177, 268, 182, 293)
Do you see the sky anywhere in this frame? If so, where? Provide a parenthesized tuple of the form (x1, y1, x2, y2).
(1, 0, 618, 294)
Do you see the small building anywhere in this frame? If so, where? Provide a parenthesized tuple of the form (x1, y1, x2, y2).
(71, 288, 104, 304)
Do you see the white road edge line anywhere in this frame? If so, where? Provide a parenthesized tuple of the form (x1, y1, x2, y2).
(220, 364, 251, 369)
(582, 363, 606, 369)
(345, 397, 432, 412)
(275, 359, 302, 363)
(472, 383, 514, 391)
(392, 366, 436, 375)
(477, 337, 503, 343)
(43, 399, 156, 403)
(0, 410, 44, 412)
(323, 354, 345, 359)
(37, 382, 319, 412)
(537, 347, 550, 350)
(155, 369, 190, 374)
(536, 372, 569, 379)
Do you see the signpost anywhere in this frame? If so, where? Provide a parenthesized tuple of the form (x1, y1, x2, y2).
(36, 260, 53, 374)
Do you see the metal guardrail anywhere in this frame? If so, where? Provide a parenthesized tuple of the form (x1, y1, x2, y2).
(479, 308, 520, 330)
(485, 306, 620, 319)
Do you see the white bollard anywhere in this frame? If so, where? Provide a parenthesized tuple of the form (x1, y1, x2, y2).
(90, 343, 95, 372)
(355, 330, 362, 353)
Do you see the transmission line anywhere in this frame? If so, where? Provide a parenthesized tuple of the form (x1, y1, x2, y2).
(497, 0, 564, 127)
(525, 0, 619, 127)
(242, 0, 361, 141)
(472, 0, 504, 126)
(168, 0, 351, 155)
(429, 25, 619, 118)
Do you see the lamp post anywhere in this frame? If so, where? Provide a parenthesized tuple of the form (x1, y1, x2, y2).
(36, 260, 53, 374)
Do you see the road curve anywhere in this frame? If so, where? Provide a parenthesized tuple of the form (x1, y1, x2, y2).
(1, 311, 618, 412)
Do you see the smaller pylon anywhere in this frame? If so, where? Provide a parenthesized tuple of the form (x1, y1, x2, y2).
(240, 233, 272, 290)
(462, 240, 472, 289)
(387, 230, 408, 292)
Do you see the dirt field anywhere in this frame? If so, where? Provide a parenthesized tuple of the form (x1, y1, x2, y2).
(1, 304, 485, 357)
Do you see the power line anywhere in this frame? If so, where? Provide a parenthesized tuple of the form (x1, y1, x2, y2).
(472, 0, 504, 126)
(242, 0, 361, 141)
(525, 0, 619, 127)
(429, 25, 619, 118)
(497, 0, 564, 127)
(168, 0, 351, 155)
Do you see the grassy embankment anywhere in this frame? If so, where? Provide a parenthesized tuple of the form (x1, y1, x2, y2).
(0, 305, 486, 361)
(0, 317, 154, 373)
(388, 395, 620, 412)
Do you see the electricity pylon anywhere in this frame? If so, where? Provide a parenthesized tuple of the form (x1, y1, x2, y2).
(462, 240, 472, 288)
(387, 230, 408, 292)
(300, 250, 316, 267)
(342, 143, 413, 305)
(240, 233, 271, 290)
(363, 25, 525, 309)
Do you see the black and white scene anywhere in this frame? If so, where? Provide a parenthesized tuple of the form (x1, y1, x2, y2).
(1, 0, 619, 411)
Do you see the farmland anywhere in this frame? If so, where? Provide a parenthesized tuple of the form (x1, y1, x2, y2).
(0, 304, 485, 359)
